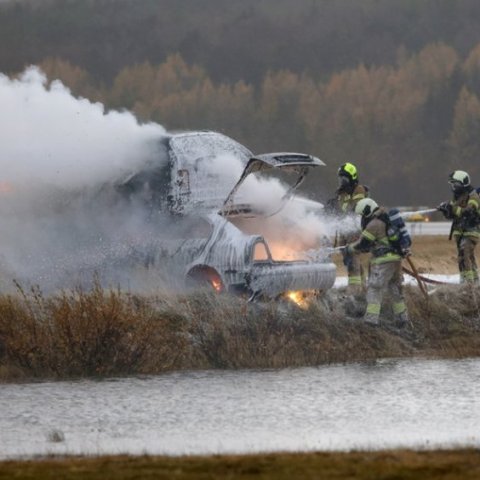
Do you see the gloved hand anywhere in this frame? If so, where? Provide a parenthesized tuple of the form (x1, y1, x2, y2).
(437, 201, 447, 212)
(437, 201, 453, 218)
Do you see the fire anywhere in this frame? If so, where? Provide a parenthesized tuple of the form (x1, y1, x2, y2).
(285, 290, 312, 309)
(211, 278, 223, 292)
(266, 243, 306, 261)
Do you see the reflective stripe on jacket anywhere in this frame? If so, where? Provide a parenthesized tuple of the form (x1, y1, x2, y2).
(351, 210, 401, 264)
(450, 189, 480, 238)
(337, 184, 367, 213)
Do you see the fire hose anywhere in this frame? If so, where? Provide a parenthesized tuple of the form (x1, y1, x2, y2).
(403, 255, 428, 298)
(326, 248, 450, 296)
(401, 265, 450, 286)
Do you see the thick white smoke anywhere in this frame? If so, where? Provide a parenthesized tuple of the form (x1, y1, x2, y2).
(206, 156, 359, 259)
(0, 67, 164, 190)
(0, 67, 167, 291)
(0, 66, 355, 292)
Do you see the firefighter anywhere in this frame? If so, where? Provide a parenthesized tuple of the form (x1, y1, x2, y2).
(345, 198, 409, 327)
(438, 170, 480, 284)
(326, 162, 368, 291)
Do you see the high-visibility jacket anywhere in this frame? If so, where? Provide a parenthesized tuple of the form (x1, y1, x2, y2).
(449, 189, 480, 239)
(337, 184, 367, 214)
(348, 209, 401, 265)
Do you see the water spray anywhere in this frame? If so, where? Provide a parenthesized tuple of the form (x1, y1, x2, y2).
(399, 208, 438, 219)
(304, 246, 346, 262)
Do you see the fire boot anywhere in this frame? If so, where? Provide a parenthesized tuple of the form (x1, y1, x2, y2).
(364, 314, 380, 326)
(394, 311, 409, 329)
(363, 295, 381, 326)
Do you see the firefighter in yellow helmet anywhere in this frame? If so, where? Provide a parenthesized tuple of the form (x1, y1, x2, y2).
(345, 198, 408, 327)
(326, 162, 368, 291)
(438, 170, 480, 284)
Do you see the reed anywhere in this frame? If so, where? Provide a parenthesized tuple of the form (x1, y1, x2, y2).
(1, 282, 479, 381)
(0, 280, 188, 379)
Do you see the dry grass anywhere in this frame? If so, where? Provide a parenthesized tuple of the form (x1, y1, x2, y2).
(1, 276, 480, 381)
(1, 449, 480, 479)
(1, 235, 476, 477)
(0, 280, 189, 380)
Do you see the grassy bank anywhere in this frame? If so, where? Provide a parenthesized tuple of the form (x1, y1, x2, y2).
(1, 449, 480, 479)
(1, 276, 479, 381)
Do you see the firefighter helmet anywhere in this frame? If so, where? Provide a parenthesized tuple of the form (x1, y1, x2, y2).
(448, 170, 470, 187)
(338, 162, 358, 182)
(355, 197, 378, 218)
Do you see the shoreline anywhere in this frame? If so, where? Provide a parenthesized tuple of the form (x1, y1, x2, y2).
(1, 449, 479, 479)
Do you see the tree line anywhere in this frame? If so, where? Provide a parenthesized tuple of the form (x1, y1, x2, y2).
(35, 42, 480, 205)
(3, 0, 480, 86)
(3, 0, 480, 204)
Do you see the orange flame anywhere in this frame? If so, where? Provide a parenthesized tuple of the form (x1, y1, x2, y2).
(211, 278, 223, 292)
(285, 290, 314, 309)
(266, 243, 306, 261)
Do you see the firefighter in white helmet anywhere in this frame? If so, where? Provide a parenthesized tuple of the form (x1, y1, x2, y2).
(345, 198, 408, 327)
(326, 162, 368, 292)
(438, 170, 480, 284)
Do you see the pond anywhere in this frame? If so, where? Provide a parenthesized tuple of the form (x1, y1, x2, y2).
(1, 357, 479, 458)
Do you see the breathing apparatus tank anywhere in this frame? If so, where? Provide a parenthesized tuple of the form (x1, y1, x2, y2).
(387, 208, 411, 257)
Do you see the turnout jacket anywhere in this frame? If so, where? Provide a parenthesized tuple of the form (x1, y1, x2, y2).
(445, 188, 480, 239)
(347, 209, 401, 265)
(336, 184, 368, 214)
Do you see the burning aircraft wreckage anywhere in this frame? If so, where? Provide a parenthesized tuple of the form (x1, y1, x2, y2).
(3, 130, 339, 300)
(107, 130, 338, 300)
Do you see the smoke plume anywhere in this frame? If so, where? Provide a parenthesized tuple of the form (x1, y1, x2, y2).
(1, 67, 165, 189)
(0, 67, 354, 292)
(0, 67, 167, 291)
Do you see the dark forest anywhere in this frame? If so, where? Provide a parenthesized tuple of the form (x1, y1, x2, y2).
(2, 0, 480, 204)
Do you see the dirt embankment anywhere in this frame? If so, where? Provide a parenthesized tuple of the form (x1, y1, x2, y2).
(1, 234, 478, 382)
(1, 275, 480, 382)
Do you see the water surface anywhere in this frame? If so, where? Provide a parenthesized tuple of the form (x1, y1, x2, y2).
(1, 357, 479, 458)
